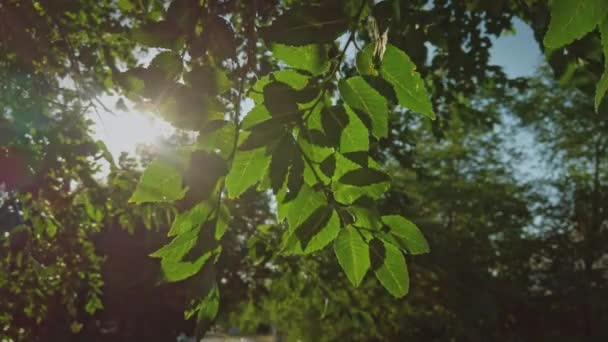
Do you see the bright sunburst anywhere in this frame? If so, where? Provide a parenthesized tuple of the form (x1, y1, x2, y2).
(90, 105, 174, 158)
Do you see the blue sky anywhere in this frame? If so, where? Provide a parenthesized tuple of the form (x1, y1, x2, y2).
(488, 18, 546, 181)
(489, 18, 543, 78)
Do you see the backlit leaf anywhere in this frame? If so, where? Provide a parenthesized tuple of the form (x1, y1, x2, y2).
(339, 168, 390, 186)
(370, 238, 409, 298)
(334, 225, 370, 287)
(356, 44, 378, 76)
(269, 135, 295, 192)
(194, 285, 220, 338)
(380, 45, 435, 119)
(339, 76, 388, 138)
(381, 215, 429, 255)
(160, 251, 214, 282)
(184, 65, 232, 96)
(226, 148, 270, 198)
(283, 208, 340, 255)
(168, 201, 211, 236)
(272, 43, 330, 75)
(238, 124, 284, 150)
(130, 158, 187, 204)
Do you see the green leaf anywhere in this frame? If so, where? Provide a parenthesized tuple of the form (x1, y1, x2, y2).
(194, 285, 220, 338)
(226, 148, 270, 198)
(332, 155, 390, 204)
(264, 82, 301, 118)
(319, 154, 336, 178)
(151, 226, 201, 260)
(168, 201, 211, 236)
(117, 0, 134, 11)
(381, 215, 429, 255)
(352, 207, 382, 231)
(241, 105, 272, 130)
(185, 65, 232, 96)
(334, 225, 370, 287)
(596, 18, 608, 111)
(182, 152, 227, 203)
(157, 84, 216, 130)
(279, 184, 325, 228)
(321, 105, 349, 146)
(294, 206, 332, 248)
(260, 1, 349, 46)
(283, 209, 340, 255)
(356, 44, 378, 76)
(269, 135, 296, 192)
(215, 204, 231, 240)
(249, 71, 308, 104)
(130, 158, 187, 204)
(601, 18, 608, 63)
(238, 124, 284, 150)
(380, 45, 435, 119)
(297, 132, 333, 163)
(339, 168, 390, 186)
(341, 105, 370, 153)
(272, 44, 330, 75)
(339, 76, 388, 138)
(285, 154, 305, 202)
(543, 0, 608, 49)
(273, 70, 309, 90)
(596, 70, 608, 111)
(160, 252, 214, 282)
(196, 121, 236, 159)
(370, 239, 409, 298)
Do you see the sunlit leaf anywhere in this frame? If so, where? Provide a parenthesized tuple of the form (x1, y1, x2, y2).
(168, 201, 211, 236)
(339, 168, 390, 186)
(215, 204, 231, 240)
(226, 148, 270, 198)
(334, 225, 370, 287)
(151, 226, 201, 260)
(185, 65, 232, 96)
(381, 215, 429, 255)
(380, 45, 435, 119)
(241, 105, 272, 130)
(339, 76, 388, 138)
(160, 252, 214, 282)
(130, 158, 187, 204)
(194, 285, 220, 338)
(269, 135, 295, 192)
(370, 238, 409, 298)
(282, 208, 340, 255)
(272, 43, 330, 75)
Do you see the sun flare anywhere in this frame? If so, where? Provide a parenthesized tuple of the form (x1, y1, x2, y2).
(90, 108, 174, 158)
